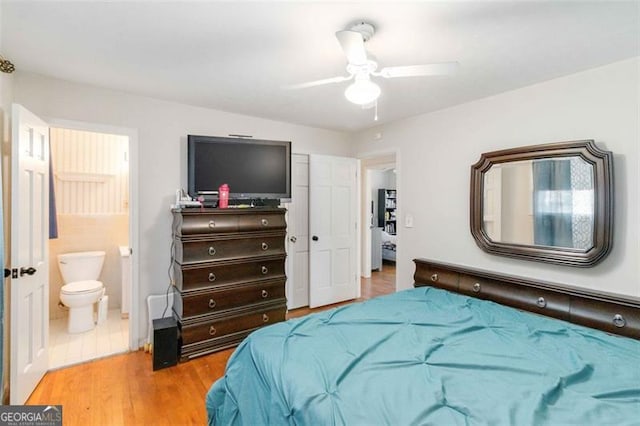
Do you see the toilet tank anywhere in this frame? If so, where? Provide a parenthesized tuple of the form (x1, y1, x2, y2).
(58, 251, 106, 283)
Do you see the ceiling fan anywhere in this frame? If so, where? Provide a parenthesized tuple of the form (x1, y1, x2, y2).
(286, 22, 460, 107)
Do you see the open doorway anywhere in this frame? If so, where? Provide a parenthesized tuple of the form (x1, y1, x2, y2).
(360, 154, 397, 297)
(47, 126, 133, 369)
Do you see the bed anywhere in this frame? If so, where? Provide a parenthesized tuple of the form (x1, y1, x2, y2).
(206, 260, 640, 425)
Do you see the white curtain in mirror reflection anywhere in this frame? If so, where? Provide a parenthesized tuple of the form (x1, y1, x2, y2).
(483, 157, 594, 250)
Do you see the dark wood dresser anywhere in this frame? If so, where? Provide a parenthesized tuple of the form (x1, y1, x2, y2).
(172, 207, 287, 361)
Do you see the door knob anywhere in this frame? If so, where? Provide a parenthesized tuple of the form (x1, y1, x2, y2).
(289, 236, 297, 243)
(312, 236, 319, 241)
(20, 267, 36, 276)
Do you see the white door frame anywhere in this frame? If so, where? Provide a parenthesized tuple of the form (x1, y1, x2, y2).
(359, 151, 398, 290)
(284, 153, 310, 310)
(46, 118, 140, 350)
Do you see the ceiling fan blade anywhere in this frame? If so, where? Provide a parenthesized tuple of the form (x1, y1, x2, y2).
(283, 75, 352, 90)
(335, 30, 367, 65)
(378, 62, 460, 78)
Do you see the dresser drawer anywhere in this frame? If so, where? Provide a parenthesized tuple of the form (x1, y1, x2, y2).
(459, 273, 571, 321)
(175, 280, 286, 319)
(175, 256, 286, 291)
(180, 305, 286, 345)
(414, 262, 459, 292)
(238, 212, 286, 232)
(175, 213, 238, 235)
(175, 233, 286, 264)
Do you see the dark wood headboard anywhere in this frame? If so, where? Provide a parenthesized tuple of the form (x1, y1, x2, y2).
(414, 259, 640, 340)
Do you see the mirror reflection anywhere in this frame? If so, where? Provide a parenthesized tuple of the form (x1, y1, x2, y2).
(483, 157, 594, 250)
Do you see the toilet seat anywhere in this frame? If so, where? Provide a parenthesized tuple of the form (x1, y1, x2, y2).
(61, 280, 103, 295)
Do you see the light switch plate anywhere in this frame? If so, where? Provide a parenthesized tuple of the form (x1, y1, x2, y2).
(405, 214, 414, 228)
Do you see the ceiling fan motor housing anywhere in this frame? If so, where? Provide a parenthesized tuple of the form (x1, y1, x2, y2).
(350, 22, 375, 42)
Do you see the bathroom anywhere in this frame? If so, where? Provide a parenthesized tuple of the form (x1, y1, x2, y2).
(48, 127, 131, 369)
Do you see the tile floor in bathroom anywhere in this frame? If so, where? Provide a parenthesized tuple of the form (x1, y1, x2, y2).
(49, 308, 129, 369)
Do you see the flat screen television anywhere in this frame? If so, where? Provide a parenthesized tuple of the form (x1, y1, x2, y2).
(187, 135, 291, 203)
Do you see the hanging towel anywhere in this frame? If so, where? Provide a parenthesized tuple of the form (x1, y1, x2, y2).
(49, 141, 58, 239)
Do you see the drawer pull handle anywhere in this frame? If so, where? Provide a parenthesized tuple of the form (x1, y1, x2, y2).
(430, 273, 438, 282)
(209, 326, 217, 336)
(208, 299, 216, 309)
(261, 266, 268, 275)
(208, 246, 216, 256)
(262, 314, 269, 323)
(261, 218, 269, 226)
(472, 282, 481, 293)
(208, 273, 216, 282)
(536, 297, 547, 308)
(208, 220, 216, 228)
(261, 242, 269, 251)
(613, 314, 626, 328)
(261, 289, 269, 298)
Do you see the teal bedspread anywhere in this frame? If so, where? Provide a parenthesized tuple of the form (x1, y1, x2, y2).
(206, 287, 640, 425)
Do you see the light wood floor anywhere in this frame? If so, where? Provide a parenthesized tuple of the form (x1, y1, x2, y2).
(27, 263, 396, 425)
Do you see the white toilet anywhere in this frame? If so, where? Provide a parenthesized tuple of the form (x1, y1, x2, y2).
(58, 251, 106, 333)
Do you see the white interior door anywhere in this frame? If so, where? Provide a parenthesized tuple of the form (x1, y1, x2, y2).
(286, 154, 310, 309)
(10, 104, 50, 404)
(309, 155, 358, 308)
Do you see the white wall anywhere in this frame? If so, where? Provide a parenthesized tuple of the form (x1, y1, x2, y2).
(370, 170, 386, 226)
(0, 0, 13, 401)
(384, 169, 396, 190)
(13, 72, 352, 345)
(352, 57, 640, 297)
(0, 27, 12, 254)
(0, 15, 12, 245)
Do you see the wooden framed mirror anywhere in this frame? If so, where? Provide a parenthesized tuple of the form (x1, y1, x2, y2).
(470, 140, 613, 267)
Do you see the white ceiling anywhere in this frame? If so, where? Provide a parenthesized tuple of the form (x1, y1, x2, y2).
(2, 1, 639, 132)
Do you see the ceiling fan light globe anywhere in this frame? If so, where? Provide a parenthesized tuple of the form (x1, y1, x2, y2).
(344, 79, 381, 105)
